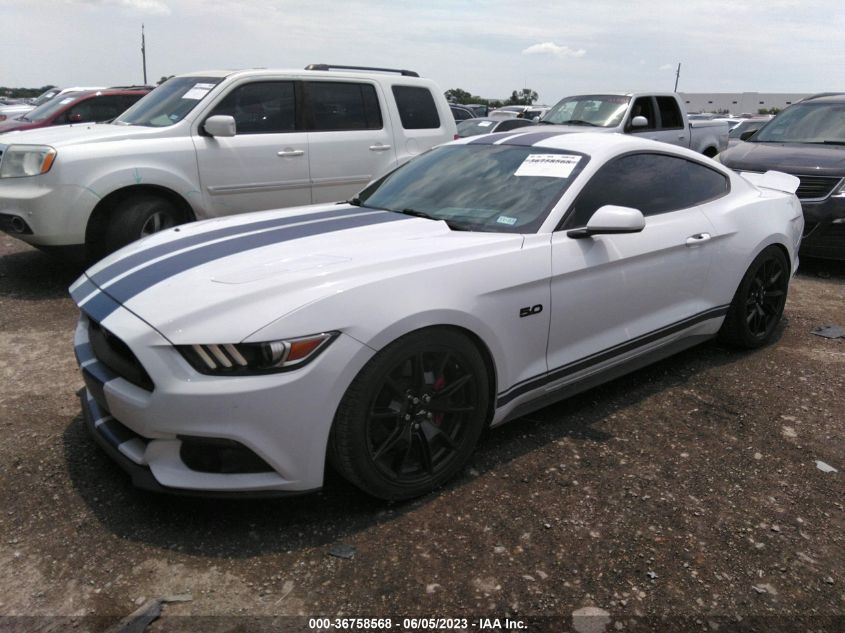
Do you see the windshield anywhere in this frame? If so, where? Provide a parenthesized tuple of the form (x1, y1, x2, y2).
(32, 89, 60, 106)
(456, 119, 499, 137)
(22, 92, 83, 122)
(115, 76, 222, 127)
(541, 95, 630, 127)
(357, 144, 589, 233)
(753, 103, 845, 143)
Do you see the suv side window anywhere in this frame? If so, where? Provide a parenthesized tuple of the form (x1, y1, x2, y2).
(656, 96, 684, 129)
(392, 86, 441, 129)
(629, 97, 656, 131)
(210, 81, 297, 134)
(563, 153, 729, 229)
(305, 82, 383, 131)
(65, 96, 127, 123)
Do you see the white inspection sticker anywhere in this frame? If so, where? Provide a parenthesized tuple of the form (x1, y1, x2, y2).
(478, 121, 493, 127)
(514, 154, 581, 178)
(496, 215, 517, 225)
(182, 82, 216, 100)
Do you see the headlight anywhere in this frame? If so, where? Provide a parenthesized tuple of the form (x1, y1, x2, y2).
(0, 145, 57, 178)
(177, 332, 338, 375)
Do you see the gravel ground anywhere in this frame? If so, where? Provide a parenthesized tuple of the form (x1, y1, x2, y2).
(0, 236, 842, 633)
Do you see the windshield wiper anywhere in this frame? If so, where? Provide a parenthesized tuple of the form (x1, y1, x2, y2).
(396, 208, 469, 231)
(821, 140, 845, 145)
(558, 119, 597, 126)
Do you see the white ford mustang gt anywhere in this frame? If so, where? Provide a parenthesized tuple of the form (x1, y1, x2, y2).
(70, 132, 803, 500)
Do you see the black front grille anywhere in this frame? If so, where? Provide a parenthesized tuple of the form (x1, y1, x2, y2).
(795, 174, 842, 200)
(88, 320, 154, 391)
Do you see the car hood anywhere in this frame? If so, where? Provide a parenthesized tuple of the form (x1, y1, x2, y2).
(73, 204, 523, 343)
(0, 122, 162, 147)
(720, 141, 845, 177)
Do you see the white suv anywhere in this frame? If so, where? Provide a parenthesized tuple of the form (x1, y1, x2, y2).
(0, 65, 456, 258)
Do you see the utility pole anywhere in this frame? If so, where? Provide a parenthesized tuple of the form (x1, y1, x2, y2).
(141, 24, 148, 85)
(674, 62, 681, 92)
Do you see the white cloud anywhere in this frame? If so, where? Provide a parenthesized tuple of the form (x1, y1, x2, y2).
(659, 63, 675, 71)
(522, 42, 586, 59)
(64, 0, 171, 15)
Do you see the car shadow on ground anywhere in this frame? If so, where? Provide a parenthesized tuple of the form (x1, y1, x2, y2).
(796, 255, 845, 281)
(62, 333, 763, 559)
(0, 247, 86, 301)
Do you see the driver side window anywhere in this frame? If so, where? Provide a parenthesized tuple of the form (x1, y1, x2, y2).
(210, 81, 296, 134)
(628, 97, 656, 131)
(561, 153, 729, 229)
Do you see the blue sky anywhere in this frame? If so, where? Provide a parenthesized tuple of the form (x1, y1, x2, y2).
(2, 0, 842, 103)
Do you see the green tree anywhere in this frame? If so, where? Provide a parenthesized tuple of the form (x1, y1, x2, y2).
(445, 88, 473, 104)
(758, 107, 781, 115)
(505, 88, 538, 106)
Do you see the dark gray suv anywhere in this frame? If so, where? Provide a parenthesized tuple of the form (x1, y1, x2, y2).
(718, 93, 845, 260)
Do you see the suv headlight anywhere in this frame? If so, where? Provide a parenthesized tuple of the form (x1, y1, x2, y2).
(0, 145, 57, 178)
(177, 332, 338, 375)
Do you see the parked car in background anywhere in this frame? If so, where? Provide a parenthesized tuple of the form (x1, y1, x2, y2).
(488, 109, 520, 119)
(523, 106, 550, 120)
(717, 93, 845, 260)
(456, 116, 537, 137)
(0, 65, 456, 259)
(465, 103, 489, 117)
(69, 131, 802, 499)
(0, 86, 104, 122)
(726, 117, 772, 148)
(449, 104, 475, 121)
(540, 93, 728, 156)
(0, 88, 151, 134)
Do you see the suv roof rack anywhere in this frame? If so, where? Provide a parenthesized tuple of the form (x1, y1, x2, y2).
(305, 64, 419, 78)
(108, 85, 155, 90)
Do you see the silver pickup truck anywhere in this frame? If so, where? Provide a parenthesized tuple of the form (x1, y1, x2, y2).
(540, 92, 728, 157)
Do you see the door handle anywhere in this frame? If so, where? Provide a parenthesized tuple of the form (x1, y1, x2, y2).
(685, 232, 712, 246)
(277, 149, 304, 157)
(369, 144, 392, 152)
(678, 135, 685, 140)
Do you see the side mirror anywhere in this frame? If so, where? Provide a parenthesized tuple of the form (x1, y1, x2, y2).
(68, 113, 83, 123)
(204, 115, 236, 137)
(631, 115, 648, 128)
(567, 205, 645, 239)
(740, 130, 756, 141)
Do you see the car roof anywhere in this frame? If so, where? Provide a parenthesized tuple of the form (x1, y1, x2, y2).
(800, 93, 845, 104)
(452, 130, 713, 163)
(57, 87, 152, 101)
(176, 68, 434, 83)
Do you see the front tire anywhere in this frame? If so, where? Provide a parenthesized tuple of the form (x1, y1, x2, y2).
(329, 328, 490, 500)
(103, 195, 184, 254)
(719, 245, 789, 348)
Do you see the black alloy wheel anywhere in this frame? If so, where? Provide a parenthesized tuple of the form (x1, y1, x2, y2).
(330, 328, 489, 500)
(720, 245, 789, 348)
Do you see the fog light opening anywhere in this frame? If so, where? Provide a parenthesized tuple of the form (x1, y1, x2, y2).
(10, 216, 28, 234)
(178, 436, 275, 474)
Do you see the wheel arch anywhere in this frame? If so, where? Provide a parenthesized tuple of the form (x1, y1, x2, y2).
(703, 146, 718, 158)
(85, 184, 196, 255)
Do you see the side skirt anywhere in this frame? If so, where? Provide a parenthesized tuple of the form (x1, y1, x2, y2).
(495, 333, 714, 426)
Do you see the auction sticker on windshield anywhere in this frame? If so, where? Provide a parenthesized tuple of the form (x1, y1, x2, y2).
(514, 154, 581, 178)
(182, 83, 216, 100)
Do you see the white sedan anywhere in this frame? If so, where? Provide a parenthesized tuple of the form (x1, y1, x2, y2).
(70, 132, 804, 500)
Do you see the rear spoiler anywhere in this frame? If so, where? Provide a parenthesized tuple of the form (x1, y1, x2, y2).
(740, 170, 800, 194)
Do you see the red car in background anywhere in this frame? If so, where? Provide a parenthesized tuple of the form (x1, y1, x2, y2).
(0, 87, 151, 134)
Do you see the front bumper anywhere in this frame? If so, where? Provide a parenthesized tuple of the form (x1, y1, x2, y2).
(0, 177, 98, 246)
(72, 299, 375, 495)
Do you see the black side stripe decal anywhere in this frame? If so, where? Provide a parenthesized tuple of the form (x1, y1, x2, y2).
(497, 305, 730, 407)
(89, 206, 363, 288)
(85, 211, 410, 322)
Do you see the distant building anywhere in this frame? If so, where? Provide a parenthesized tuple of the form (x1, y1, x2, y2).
(679, 92, 814, 115)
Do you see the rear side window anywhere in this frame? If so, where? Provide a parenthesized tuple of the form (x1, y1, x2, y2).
(306, 82, 383, 131)
(210, 81, 296, 134)
(656, 96, 683, 129)
(563, 153, 729, 228)
(65, 95, 129, 123)
(392, 86, 441, 129)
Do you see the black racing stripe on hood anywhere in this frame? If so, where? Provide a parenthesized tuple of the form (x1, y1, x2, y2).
(83, 211, 410, 322)
(90, 206, 362, 288)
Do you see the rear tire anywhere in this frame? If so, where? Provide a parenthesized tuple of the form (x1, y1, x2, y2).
(719, 246, 789, 348)
(103, 195, 183, 254)
(329, 328, 489, 500)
